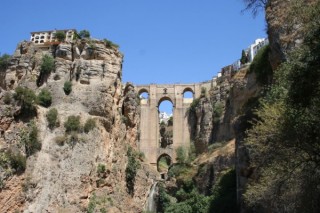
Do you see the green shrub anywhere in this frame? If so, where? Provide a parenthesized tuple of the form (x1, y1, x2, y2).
(14, 86, 37, 115)
(40, 55, 54, 75)
(249, 45, 273, 85)
(212, 101, 224, 123)
(0, 54, 10, 71)
(209, 169, 237, 213)
(125, 146, 141, 196)
(64, 115, 81, 133)
(55, 31, 66, 42)
(189, 98, 200, 112)
(176, 146, 187, 164)
(78, 30, 90, 39)
(103, 39, 119, 49)
(21, 120, 41, 157)
(87, 193, 96, 213)
(97, 163, 106, 175)
(37, 88, 52, 107)
(3, 92, 12, 104)
(46, 108, 58, 129)
(63, 81, 72, 95)
(84, 118, 96, 133)
(6, 150, 26, 174)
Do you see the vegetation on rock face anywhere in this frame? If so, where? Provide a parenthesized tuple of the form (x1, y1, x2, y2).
(209, 169, 237, 213)
(64, 115, 81, 133)
(176, 146, 187, 164)
(14, 86, 37, 115)
(63, 81, 72, 95)
(0, 54, 11, 71)
(20, 120, 41, 157)
(37, 54, 54, 86)
(37, 88, 52, 107)
(55, 31, 66, 42)
(243, 2, 320, 212)
(0, 150, 26, 174)
(242, 0, 269, 16)
(212, 101, 224, 123)
(84, 118, 96, 133)
(46, 108, 58, 129)
(240, 49, 249, 65)
(3, 92, 12, 104)
(78, 30, 91, 39)
(189, 98, 200, 113)
(103, 38, 119, 49)
(125, 146, 141, 196)
(40, 55, 55, 75)
(249, 44, 273, 85)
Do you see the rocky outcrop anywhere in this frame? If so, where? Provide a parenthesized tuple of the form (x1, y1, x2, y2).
(0, 39, 155, 212)
(192, 96, 213, 154)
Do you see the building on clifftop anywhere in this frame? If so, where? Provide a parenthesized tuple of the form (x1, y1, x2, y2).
(30, 29, 76, 44)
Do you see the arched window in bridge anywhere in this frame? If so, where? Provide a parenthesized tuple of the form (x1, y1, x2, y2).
(183, 88, 194, 104)
(138, 89, 149, 105)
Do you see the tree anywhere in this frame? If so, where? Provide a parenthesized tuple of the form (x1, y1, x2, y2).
(249, 45, 273, 85)
(242, 0, 269, 17)
(78, 30, 90, 39)
(176, 146, 187, 164)
(40, 55, 54, 75)
(55, 31, 66, 42)
(240, 50, 248, 65)
(0, 54, 11, 71)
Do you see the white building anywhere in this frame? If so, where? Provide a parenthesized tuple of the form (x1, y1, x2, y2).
(246, 38, 269, 62)
(159, 112, 172, 124)
(30, 29, 76, 44)
(232, 59, 241, 71)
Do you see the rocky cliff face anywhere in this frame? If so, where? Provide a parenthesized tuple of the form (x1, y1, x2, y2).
(266, 0, 316, 70)
(0, 39, 155, 212)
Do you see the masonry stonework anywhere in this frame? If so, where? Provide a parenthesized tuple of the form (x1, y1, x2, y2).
(136, 83, 205, 167)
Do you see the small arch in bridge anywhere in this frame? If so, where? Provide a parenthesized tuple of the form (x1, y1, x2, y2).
(157, 96, 174, 108)
(182, 87, 194, 98)
(138, 88, 149, 104)
(157, 154, 172, 173)
(183, 88, 194, 104)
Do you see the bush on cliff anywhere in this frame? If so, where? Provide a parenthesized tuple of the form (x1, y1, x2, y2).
(84, 118, 96, 133)
(0, 54, 11, 71)
(14, 86, 37, 115)
(46, 108, 58, 129)
(125, 146, 141, 196)
(37, 88, 52, 107)
(64, 115, 81, 133)
(63, 81, 72, 95)
(20, 120, 41, 157)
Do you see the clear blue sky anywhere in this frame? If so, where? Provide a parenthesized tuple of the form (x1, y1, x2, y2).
(1, 0, 266, 113)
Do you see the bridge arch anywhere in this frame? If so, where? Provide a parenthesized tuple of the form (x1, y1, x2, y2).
(138, 88, 149, 104)
(157, 153, 172, 173)
(182, 87, 194, 95)
(157, 96, 175, 107)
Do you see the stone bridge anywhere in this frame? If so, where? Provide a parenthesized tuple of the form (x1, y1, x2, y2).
(135, 82, 213, 169)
